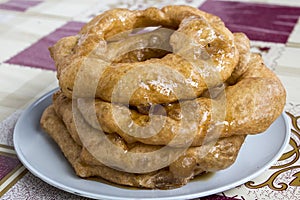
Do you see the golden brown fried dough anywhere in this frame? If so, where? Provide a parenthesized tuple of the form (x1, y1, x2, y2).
(227, 32, 251, 84)
(40, 105, 245, 189)
(42, 5, 286, 190)
(73, 54, 285, 146)
(50, 5, 239, 106)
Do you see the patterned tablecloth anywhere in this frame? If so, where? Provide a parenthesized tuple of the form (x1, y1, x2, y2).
(0, 0, 300, 199)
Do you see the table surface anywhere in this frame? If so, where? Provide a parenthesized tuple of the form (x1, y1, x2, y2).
(0, 0, 299, 199)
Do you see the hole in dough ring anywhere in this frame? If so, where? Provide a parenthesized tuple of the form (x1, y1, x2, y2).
(73, 54, 285, 147)
(50, 5, 239, 106)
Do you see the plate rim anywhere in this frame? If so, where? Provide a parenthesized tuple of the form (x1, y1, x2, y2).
(13, 88, 291, 200)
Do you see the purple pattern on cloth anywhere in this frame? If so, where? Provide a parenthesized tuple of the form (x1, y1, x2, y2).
(199, 0, 300, 43)
(6, 21, 85, 70)
(0, 0, 43, 12)
(201, 194, 242, 200)
(0, 154, 20, 180)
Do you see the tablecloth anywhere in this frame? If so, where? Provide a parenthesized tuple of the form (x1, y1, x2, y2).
(0, 0, 299, 199)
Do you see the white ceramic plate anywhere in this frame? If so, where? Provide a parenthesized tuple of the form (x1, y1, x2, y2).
(14, 88, 290, 200)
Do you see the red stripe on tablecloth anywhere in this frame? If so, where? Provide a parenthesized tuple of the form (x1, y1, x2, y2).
(6, 21, 84, 70)
(0, 154, 20, 181)
(200, 0, 300, 43)
(0, 0, 43, 12)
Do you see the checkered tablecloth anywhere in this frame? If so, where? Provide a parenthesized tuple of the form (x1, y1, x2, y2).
(0, 0, 299, 199)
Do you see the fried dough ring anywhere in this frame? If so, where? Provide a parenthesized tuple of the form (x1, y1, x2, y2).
(49, 5, 239, 106)
(227, 32, 251, 84)
(71, 53, 285, 147)
(41, 105, 245, 189)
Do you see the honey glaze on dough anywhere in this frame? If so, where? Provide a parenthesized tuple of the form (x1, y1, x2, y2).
(74, 54, 286, 147)
(41, 5, 287, 189)
(50, 5, 239, 106)
(41, 105, 245, 189)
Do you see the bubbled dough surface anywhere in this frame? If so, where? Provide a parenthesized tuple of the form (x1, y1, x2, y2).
(41, 105, 245, 189)
(70, 53, 286, 147)
(50, 5, 239, 106)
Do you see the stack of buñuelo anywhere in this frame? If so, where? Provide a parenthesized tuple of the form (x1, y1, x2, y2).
(40, 5, 286, 189)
